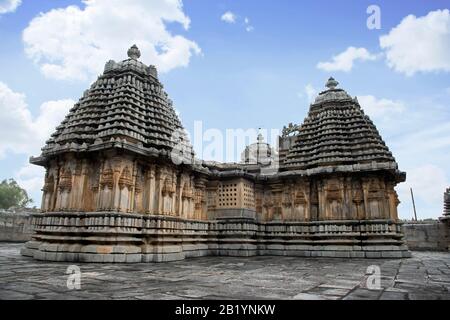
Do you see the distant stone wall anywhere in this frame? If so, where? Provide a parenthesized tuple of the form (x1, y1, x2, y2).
(403, 221, 449, 251)
(0, 210, 34, 242)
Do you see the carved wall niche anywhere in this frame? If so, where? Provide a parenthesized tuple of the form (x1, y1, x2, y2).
(160, 168, 176, 215)
(281, 183, 294, 220)
(118, 165, 133, 212)
(181, 175, 195, 219)
(56, 164, 73, 211)
(364, 176, 388, 219)
(282, 187, 293, 208)
(206, 181, 219, 212)
(262, 191, 273, 221)
(80, 160, 100, 212)
(351, 178, 364, 220)
(68, 159, 89, 211)
(324, 178, 344, 220)
(292, 180, 309, 221)
(254, 184, 264, 217)
(194, 189, 203, 209)
(264, 182, 283, 221)
(98, 161, 114, 211)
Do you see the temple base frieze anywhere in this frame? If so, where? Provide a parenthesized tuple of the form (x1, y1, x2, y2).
(21, 212, 411, 262)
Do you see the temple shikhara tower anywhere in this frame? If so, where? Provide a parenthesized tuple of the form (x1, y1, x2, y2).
(22, 46, 410, 262)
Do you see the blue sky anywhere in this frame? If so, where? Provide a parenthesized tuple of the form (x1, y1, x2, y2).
(0, 0, 449, 219)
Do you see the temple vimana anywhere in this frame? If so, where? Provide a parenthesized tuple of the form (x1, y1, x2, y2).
(21, 45, 411, 262)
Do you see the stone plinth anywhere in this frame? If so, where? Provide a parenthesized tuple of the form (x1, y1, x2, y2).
(21, 212, 410, 262)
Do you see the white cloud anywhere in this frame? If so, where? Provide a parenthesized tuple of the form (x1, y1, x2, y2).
(0, 0, 21, 14)
(397, 164, 449, 208)
(221, 12, 254, 32)
(317, 47, 377, 72)
(244, 17, 254, 32)
(0, 82, 73, 202)
(394, 122, 450, 155)
(297, 84, 318, 103)
(0, 81, 74, 157)
(22, 0, 201, 81)
(304, 84, 317, 103)
(15, 163, 45, 201)
(380, 9, 450, 76)
(373, 93, 450, 219)
(221, 11, 236, 24)
(357, 95, 405, 120)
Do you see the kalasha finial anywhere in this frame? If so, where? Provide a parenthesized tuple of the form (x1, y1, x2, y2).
(257, 128, 264, 143)
(127, 44, 141, 60)
(325, 77, 339, 90)
(257, 133, 264, 143)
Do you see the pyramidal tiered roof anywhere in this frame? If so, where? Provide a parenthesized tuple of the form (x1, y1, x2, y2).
(33, 45, 194, 165)
(283, 77, 401, 175)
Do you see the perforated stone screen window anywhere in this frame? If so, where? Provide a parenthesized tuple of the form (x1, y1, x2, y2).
(218, 183, 238, 207)
(243, 182, 255, 208)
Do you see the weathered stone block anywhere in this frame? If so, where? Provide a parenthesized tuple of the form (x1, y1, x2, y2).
(365, 251, 382, 258)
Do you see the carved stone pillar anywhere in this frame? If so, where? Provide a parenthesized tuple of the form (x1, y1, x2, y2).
(145, 165, 156, 214)
(118, 165, 133, 212)
(352, 179, 364, 220)
(324, 178, 343, 220)
(206, 180, 219, 219)
(309, 179, 319, 221)
(194, 176, 207, 220)
(317, 179, 326, 220)
(133, 164, 144, 214)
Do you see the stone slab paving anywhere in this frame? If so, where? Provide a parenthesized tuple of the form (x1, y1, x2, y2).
(0, 243, 449, 300)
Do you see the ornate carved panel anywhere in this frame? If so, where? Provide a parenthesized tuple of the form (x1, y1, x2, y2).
(118, 166, 133, 190)
(325, 180, 341, 201)
(58, 168, 72, 191)
(100, 165, 114, 189)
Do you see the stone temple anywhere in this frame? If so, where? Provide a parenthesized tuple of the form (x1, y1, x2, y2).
(21, 45, 410, 262)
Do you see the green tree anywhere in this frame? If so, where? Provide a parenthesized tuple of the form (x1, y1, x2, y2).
(0, 179, 33, 210)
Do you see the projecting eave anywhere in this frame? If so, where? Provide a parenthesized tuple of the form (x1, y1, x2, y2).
(29, 140, 211, 175)
(29, 156, 47, 167)
(277, 162, 406, 181)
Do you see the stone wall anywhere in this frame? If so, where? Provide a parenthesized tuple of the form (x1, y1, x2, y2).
(402, 221, 449, 251)
(0, 210, 34, 242)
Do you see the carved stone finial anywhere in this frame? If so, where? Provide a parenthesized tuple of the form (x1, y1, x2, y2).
(325, 77, 339, 90)
(257, 133, 264, 143)
(127, 44, 141, 60)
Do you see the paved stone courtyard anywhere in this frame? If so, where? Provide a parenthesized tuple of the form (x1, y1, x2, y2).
(0, 243, 449, 300)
